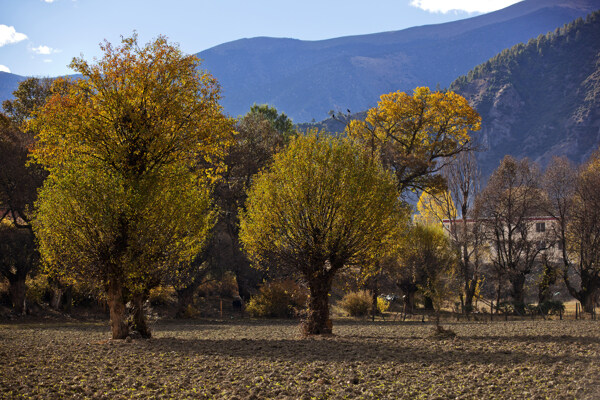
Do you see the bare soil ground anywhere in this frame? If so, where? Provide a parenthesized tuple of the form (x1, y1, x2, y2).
(1, 318, 599, 399)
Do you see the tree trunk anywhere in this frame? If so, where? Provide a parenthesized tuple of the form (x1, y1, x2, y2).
(50, 287, 63, 310)
(580, 288, 599, 314)
(397, 282, 417, 314)
(176, 286, 196, 318)
(63, 286, 72, 313)
(8, 276, 27, 315)
(509, 273, 526, 314)
(130, 293, 151, 338)
(464, 279, 476, 314)
(424, 296, 434, 310)
(107, 278, 129, 339)
(578, 271, 600, 314)
(304, 275, 333, 335)
(371, 290, 378, 321)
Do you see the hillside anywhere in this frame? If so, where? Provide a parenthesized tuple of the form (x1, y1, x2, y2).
(450, 10, 600, 176)
(0, 72, 26, 106)
(198, 0, 600, 121)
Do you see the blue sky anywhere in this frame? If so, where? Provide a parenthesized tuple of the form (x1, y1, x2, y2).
(1, 0, 521, 77)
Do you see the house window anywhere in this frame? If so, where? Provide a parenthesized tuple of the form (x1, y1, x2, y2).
(536, 222, 545, 232)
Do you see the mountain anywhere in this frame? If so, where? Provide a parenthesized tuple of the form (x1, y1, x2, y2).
(198, 0, 600, 122)
(450, 10, 600, 176)
(0, 72, 26, 106)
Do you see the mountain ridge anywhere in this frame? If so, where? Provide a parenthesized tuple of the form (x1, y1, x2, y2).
(197, 0, 600, 121)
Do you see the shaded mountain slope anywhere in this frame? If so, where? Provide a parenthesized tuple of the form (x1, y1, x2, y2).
(198, 0, 600, 121)
(451, 10, 600, 176)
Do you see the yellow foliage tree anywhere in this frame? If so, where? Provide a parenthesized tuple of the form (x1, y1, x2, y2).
(346, 87, 481, 195)
(240, 132, 403, 334)
(414, 190, 457, 226)
(30, 34, 234, 339)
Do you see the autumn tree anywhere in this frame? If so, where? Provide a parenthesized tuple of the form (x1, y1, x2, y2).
(0, 78, 52, 313)
(477, 156, 547, 313)
(0, 223, 37, 314)
(240, 133, 402, 334)
(0, 118, 38, 314)
(30, 35, 233, 339)
(544, 154, 600, 312)
(439, 152, 485, 313)
(398, 223, 457, 322)
(2, 77, 53, 126)
(247, 104, 295, 138)
(346, 87, 481, 195)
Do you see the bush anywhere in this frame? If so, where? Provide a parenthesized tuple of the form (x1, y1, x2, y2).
(496, 301, 515, 315)
(339, 290, 371, 317)
(377, 297, 390, 314)
(537, 300, 565, 315)
(246, 280, 308, 318)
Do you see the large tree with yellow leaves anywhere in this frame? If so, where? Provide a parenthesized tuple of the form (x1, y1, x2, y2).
(240, 133, 402, 334)
(30, 35, 234, 339)
(346, 87, 481, 196)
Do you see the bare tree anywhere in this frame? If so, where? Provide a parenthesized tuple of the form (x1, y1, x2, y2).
(544, 154, 600, 312)
(439, 151, 486, 313)
(477, 156, 547, 313)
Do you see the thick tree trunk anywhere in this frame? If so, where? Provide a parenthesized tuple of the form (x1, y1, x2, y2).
(107, 279, 129, 339)
(580, 271, 600, 314)
(304, 275, 333, 335)
(130, 293, 151, 338)
(397, 282, 417, 314)
(8, 277, 27, 315)
(509, 273, 526, 314)
(581, 288, 599, 314)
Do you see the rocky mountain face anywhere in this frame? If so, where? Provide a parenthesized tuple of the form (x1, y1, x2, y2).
(450, 10, 600, 176)
(198, 0, 600, 122)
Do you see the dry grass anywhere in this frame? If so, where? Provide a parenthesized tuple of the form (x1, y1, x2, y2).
(1, 318, 599, 399)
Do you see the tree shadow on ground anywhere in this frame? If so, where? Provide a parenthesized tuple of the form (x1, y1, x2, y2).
(141, 335, 597, 367)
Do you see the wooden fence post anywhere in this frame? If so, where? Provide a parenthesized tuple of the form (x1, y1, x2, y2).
(559, 306, 562, 320)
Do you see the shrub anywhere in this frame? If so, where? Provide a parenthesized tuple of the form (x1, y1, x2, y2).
(377, 297, 390, 314)
(537, 300, 565, 315)
(339, 290, 371, 317)
(496, 301, 515, 315)
(246, 280, 308, 318)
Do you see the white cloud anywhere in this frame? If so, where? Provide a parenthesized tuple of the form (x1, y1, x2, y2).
(0, 25, 28, 47)
(0, 65, 10, 73)
(32, 45, 54, 55)
(410, 0, 522, 14)
(43, 59, 53, 63)
(42, 0, 56, 3)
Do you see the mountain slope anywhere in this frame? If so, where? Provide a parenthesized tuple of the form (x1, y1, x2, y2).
(198, 0, 600, 121)
(450, 10, 600, 176)
(0, 72, 26, 106)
